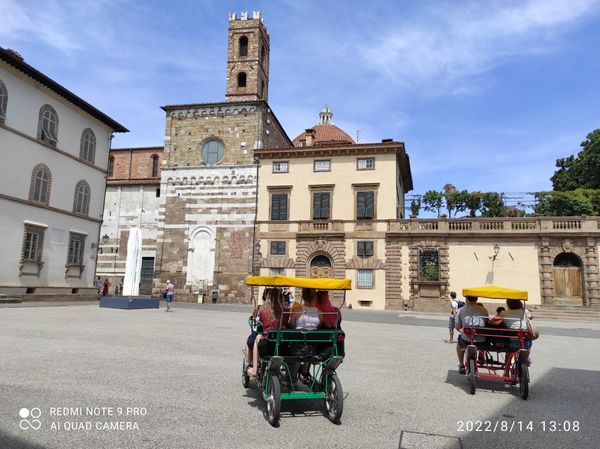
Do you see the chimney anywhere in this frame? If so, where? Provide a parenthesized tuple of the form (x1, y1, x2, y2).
(305, 129, 316, 146)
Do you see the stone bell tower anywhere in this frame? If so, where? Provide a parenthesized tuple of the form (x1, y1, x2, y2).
(225, 11, 270, 102)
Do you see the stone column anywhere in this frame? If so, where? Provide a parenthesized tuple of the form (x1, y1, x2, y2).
(584, 238, 599, 307)
(538, 238, 554, 305)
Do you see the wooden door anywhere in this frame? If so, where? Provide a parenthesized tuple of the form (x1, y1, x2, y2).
(553, 267, 582, 298)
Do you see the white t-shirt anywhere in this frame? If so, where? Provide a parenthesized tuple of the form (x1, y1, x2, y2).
(456, 303, 489, 342)
(501, 308, 531, 330)
(296, 306, 320, 330)
(450, 299, 458, 317)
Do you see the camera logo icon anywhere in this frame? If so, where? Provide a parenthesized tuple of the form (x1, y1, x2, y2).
(19, 408, 42, 430)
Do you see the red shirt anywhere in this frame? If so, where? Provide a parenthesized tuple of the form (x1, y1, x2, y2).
(316, 303, 338, 329)
(259, 308, 283, 337)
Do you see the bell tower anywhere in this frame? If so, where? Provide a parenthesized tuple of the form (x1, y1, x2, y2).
(225, 11, 270, 102)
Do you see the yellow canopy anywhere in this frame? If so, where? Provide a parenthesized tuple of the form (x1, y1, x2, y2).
(246, 275, 352, 290)
(462, 286, 528, 300)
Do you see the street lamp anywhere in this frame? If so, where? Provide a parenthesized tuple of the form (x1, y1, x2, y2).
(101, 234, 109, 245)
(493, 244, 500, 260)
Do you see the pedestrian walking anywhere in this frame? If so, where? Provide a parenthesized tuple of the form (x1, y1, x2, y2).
(94, 276, 102, 298)
(164, 280, 175, 312)
(448, 291, 458, 343)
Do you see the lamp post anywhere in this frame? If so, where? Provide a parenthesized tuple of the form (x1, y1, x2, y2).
(493, 243, 500, 260)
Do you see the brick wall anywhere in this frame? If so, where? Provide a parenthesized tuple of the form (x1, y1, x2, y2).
(109, 147, 163, 180)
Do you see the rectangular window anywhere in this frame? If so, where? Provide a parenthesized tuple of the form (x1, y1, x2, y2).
(152, 157, 159, 177)
(357, 157, 375, 170)
(67, 233, 85, 265)
(312, 192, 331, 220)
(272, 161, 289, 173)
(313, 160, 331, 172)
(419, 249, 440, 281)
(156, 188, 161, 198)
(271, 193, 288, 220)
(357, 241, 374, 257)
(270, 267, 284, 276)
(270, 241, 286, 255)
(356, 191, 375, 219)
(357, 269, 374, 288)
(21, 226, 45, 262)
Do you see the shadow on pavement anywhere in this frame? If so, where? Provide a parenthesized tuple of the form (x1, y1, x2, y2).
(438, 367, 600, 449)
(0, 429, 48, 449)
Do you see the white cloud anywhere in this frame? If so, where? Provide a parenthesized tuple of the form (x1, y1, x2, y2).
(359, 0, 600, 95)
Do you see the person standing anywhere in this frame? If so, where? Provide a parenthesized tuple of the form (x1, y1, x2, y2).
(164, 280, 175, 312)
(448, 291, 459, 343)
(102, 278, 111, 297)
(94, 276, 102, 298)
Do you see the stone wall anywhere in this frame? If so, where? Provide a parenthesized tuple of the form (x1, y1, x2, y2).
(109, 147, 163, 180)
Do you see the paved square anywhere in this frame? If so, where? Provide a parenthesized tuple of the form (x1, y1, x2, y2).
(1, 304, 598, 449)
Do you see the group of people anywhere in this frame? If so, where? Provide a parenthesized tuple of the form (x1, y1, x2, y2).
(449, 292, 534, 374)
(244, 287, 340, 381)
(95, 277, 123, 297)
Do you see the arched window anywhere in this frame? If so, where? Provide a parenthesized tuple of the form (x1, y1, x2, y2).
(200, 140, 224, 165)
(0, 78, 7, 123)
(310, 255, 332, 278)
(29, 164, 52, 205)
(553, 252, 582, 267)
(237, 72, 247, 88)
(37, 105, 59, 145)
(151, 155, 159, 177)
(108, 156, 115, 177)
(239, 36, 248, 57)
(80, 128, 96, 163)
(73, 180, 91, 215)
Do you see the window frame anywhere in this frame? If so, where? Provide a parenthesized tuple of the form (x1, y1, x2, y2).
(37, 105, 59, 146)
(357, 269, 374, 289)
(151, 155, 159, 177)
(66, 232, 86, 266)
(313, 159, 331, 172)
(269, 189, 290, 221)
(239, 35, 249, 57)
(357, 240, 374, 257)
(79, 128, 96, 163)
(312, 191, 331, 220)
(272, 161, 289, 173)
(200, 139, 225, 165)
(21, 224, 45, 263)
(29, 164, 52, 205)
(108, 156, 115, 177)
(73, 180, 91, 216)
(237, 72, 247, 88)
(270, 241, 286, 255)
(0, 78, 7, 123)
(356, 191, 375, 219)
(418, 248, 440, 282)
(357, 157, 375, 170)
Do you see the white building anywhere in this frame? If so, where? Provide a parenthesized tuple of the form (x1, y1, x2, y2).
(0, 47, 127, 300)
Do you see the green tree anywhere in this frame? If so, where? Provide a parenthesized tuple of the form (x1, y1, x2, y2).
(481, 192, 506, 217)
(466, 191, 482, 217)
(551, 129, 600, 191)
(534, 190, 594, 216)
(410, 196, 421, 217)
(422, 190, 443, 217)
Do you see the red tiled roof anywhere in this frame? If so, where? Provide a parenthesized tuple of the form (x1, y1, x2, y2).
(292, 124, 356, 147)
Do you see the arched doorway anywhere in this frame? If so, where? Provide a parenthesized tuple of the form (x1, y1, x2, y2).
(553, 252, 583, 305)
(310, 254, 332, 278)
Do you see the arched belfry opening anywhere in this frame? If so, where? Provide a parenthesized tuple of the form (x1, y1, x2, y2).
(553, 252, 583, 304)
(237, 72, 247, 88)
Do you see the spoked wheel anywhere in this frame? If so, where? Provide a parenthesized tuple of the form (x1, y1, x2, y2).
(519, 361, 529, 400)
(242, 356, 250, 388)
(468, 358, 477, 395)
(323, 374, 344, 424)
(266, 375, 281, 427)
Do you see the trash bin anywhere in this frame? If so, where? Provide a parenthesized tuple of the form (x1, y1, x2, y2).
(211, 290, 218, 304)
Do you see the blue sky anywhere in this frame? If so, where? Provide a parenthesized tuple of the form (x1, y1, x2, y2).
(2, 0, 600, 197)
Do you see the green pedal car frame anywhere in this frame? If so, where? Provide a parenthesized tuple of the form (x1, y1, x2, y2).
(243, 275, 350, 426)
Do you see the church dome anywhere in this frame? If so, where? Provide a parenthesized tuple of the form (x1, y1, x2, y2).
(292, 106, 356, 147)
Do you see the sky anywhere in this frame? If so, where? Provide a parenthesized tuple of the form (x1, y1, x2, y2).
(2, 0, 600, 198)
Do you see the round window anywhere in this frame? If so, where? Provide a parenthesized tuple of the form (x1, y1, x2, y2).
(201, 140, 224, 165)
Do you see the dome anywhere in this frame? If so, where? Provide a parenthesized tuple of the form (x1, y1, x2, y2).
(292, 106, 356, 147)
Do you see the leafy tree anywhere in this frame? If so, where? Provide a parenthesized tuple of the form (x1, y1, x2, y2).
(551, 129, 600, 191)
(480, 192, 506, 217)
(506, 206, 526, 217)
(466, 191, 482, 217)
(447, 189, 469, 217)
(422, 190, 443, 217)
(534, 190, 594, 216)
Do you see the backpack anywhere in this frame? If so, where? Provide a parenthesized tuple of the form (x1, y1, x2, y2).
(457, 300, 465, 309)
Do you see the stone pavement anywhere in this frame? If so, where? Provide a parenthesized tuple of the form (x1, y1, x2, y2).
(0, 303, 598, 449)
